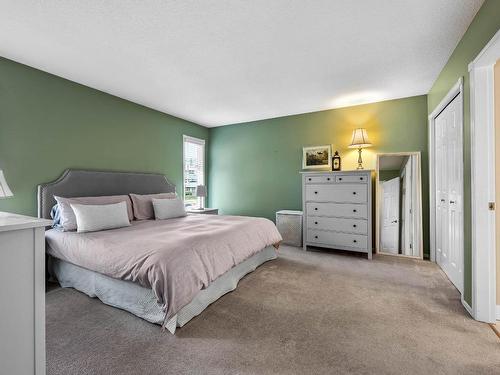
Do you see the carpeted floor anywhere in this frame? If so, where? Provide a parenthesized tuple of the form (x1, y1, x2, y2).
(46, 246, 500, 375)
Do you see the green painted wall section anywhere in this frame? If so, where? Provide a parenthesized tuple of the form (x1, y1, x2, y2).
(0, 57, 209, 216)
(427, 0, 500, 305)
(209, 95, 429, 254)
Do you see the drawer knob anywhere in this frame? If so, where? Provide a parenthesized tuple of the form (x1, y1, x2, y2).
(314, 235, 318, 239)
(353, 240, 357, 243)
(353, 209, 357, 212)
(308, 178, 311, 181)
(314, 208, 318, 211)
(327, 177, 331, 181)
(352, 192, 356, 195)
(314, 191, 318, 194)
(315, 221, 318, 225)
(353, 224, 357, 228)
(339, 177, 343, 181)
(360, 177, 363, 181)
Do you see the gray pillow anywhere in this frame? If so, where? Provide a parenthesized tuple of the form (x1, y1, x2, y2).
(152, 197, 187, 220)
(70, 201, 131, 233)
(55, 195, 134, 231)
(129, 193, 177, 220)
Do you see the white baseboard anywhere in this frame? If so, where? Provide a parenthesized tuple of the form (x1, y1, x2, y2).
(461, 295, 473, 317)
(496, 305, 500, 321)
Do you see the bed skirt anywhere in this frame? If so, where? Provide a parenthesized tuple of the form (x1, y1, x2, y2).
(48, 246, 277, 334)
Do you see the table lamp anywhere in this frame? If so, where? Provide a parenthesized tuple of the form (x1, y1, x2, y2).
(348, 128, 372, 170)
(195, 185, 206, 209)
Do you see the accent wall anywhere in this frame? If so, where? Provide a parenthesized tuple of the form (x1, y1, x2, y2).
(208, 95, 429, 254)
(0, 56, 209, 216)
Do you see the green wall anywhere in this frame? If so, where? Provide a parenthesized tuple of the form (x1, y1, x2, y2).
(209, 95, 429, 254)
(427, 0, 500, 306)
(0, 57, 209, 216)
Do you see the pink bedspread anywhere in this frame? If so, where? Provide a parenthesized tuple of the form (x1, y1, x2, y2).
(45, 214, 282, 322)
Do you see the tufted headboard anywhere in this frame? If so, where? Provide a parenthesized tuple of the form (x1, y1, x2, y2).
(37, 169, 176, 219)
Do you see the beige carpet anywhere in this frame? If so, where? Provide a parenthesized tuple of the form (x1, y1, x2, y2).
(46, 246, 499, 375)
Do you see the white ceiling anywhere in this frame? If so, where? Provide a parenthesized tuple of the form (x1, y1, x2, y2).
(0, 0, 483, 127)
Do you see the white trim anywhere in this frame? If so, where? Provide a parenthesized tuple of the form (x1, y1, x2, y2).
(183, 134, 206, 146)
(428, 77, 464, 268)
(496, 305, 500, 321)
(468, 29, 500, 72)
(462, 295, 473, 317)
(182, 135, 206, 207)
(428, 77, 463, 120)
(468, 28, 500, 324)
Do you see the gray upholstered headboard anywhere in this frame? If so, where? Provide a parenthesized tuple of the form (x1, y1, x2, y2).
(37, 169, 176, 219)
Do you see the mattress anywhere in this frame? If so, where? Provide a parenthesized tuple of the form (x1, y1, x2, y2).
(48, 246, 277, 333)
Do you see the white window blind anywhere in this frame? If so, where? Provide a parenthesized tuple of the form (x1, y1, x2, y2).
(183, 135, 205, 207)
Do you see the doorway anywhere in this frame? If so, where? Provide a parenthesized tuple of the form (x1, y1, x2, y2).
(468, 29, 500, 323)
(376, 152, 423, 258)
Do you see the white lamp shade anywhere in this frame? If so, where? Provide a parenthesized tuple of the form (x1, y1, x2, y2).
(348, 128, 372, 148)
(195, 185, 207, 197)
(0, 170, 13, 198)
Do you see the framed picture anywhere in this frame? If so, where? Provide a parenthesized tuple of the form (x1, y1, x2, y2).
(302, 145, 332, 170)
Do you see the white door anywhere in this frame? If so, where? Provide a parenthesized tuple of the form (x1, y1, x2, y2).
(435, 93, 464, 293)
(381, 177, 400, 254)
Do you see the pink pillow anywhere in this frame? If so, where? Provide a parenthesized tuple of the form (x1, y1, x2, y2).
(129, 193, 177, 220)
(55, 195, 133, 231)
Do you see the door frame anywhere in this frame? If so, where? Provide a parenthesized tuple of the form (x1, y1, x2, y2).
(428, 77, 465, 301)
(468, 29, 500, 323)
(375, 152, 423, 259)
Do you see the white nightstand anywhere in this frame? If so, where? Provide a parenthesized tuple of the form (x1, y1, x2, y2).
(186, 208, 219, 215)
(0, 212, 52, 375)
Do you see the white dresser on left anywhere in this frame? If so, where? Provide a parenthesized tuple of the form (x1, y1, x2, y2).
(0, 212, 51, 375)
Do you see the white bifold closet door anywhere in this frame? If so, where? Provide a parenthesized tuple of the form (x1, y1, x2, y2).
(435, 93, 464, 293)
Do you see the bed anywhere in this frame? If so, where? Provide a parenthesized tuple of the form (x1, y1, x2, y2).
(39, 169, 282, 333)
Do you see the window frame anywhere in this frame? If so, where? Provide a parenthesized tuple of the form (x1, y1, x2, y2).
(182, 135, 206, 207)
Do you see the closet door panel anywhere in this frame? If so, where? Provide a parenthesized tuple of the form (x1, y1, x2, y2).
(435, 113, 448, 268)
(434, 93, 464, 294)
(446, 97, 464, 292)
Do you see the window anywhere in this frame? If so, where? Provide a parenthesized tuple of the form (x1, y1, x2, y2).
(183, 135, 205, 207)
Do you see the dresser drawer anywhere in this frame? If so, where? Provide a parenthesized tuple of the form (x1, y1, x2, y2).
(306, 202, 367, 218)
(307, 230, 368, 250)
(307, 217, 367, 234)
(305, 174, 334, 184)
(305, 184, 367, 203)
(335, 174, 368, 183)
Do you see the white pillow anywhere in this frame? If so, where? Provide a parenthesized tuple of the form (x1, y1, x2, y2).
(152, 198, 187, 220)
(70, 201, 131, 233)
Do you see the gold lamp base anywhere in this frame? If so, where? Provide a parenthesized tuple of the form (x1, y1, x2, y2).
(356, 147, 364, 170)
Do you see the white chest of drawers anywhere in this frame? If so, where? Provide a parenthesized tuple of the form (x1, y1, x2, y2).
(301, 170, 373, 259)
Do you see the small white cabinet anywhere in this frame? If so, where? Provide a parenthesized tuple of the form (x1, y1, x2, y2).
(0, 212, 51, 375)
(302, 171, 373, 259)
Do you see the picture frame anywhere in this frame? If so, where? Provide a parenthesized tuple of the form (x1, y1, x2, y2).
(302, 145, 332, 170)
